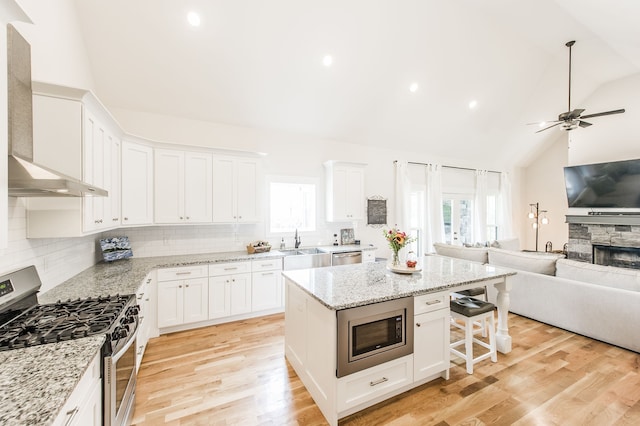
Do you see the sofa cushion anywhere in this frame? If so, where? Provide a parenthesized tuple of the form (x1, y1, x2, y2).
(433, 243, 488, 264)
(487, 248, 564, 275)
(555, 258, 640, 292)
(493, 238, 520, 251)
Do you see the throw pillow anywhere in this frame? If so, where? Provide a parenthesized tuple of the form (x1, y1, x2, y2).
(487, 248, 563, 275)
(433, 243, 488, 264)
(556, 258, 640, 292)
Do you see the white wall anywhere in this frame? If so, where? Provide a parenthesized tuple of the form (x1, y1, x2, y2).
(12, 0, 95, 90)
(567, 73, 640, 166)
(522, 136, 569, 251)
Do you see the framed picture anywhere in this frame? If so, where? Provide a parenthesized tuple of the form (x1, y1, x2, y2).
(367, 196, 387, 227)
(340, 228, 355, 245)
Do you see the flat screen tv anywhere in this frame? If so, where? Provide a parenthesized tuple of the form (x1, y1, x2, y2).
(564, 158, 640, 208)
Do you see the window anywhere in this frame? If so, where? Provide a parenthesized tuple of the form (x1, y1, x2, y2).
(269, 180, 316, 233)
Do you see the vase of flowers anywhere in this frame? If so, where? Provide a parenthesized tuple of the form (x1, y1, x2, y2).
(383, 226, 416, 266)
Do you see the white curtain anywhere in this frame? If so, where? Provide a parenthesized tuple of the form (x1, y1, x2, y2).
(497, 172, 514, 238)
(394, 161, 411, 232)
(425, 164, 444, 252)
(472, 170, 488, 244)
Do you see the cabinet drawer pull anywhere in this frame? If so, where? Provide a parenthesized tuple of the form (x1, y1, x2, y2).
(369, 377, 388, 387)
(416, 322, 421, 327)
(176, 271, 192, 275)
(137, 293, 144, 299)
(262, 272, 274, 276)
(261, 263, 274, 267)
(137, 345, 144, 355)
(63, 407, 79, 426)
(425, 299, 442, 305)
(224, 267, 238, 271)
(146, 278, 152, 283)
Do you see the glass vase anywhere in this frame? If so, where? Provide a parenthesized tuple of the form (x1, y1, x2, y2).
(392, 250, 400, 266)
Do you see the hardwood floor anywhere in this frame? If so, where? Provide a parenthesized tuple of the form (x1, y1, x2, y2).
(132, 313, 640, 425)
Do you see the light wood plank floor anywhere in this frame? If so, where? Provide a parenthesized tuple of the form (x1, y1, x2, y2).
(132, 313, 640, 425)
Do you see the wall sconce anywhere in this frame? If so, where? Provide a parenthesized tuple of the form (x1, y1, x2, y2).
(528, 202, 548, 251)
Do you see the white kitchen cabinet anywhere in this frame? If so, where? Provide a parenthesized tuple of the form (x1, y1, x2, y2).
(121, 140, 154, 226)
(154, 149, 212, 224)
(157, 265, 209, 329)
(82, 109, 120, 233)
(52, 352, 102, 426)
(324, 161, 366, 222)
(135, 272, 158, 372)
(212, 156, 260, 223)
(362, 250, 376, 263)
(413, 292, 450, 382)
(26, 86, 122, 238)
(251, 258, 283, 312)
(208, 261, 252, 319)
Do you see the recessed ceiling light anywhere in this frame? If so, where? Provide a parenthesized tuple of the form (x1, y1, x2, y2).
(409, 83, 419, 93)
(323, 55, 333, 67)
(539, 122, 546, 127)
(187, 11, 201, 27)
(468, 100, 478, 109)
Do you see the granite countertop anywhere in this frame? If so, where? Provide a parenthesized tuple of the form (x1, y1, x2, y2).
(0, 335, 105, 426)
(2, 245, 380, 424)
(282, 255, 516, 310)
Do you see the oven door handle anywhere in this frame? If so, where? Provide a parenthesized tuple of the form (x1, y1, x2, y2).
(111, 319, 140, 362)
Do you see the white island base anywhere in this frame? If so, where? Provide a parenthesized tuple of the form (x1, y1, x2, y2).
(285, 280, 452, 425)
(284, 260, 514, 425)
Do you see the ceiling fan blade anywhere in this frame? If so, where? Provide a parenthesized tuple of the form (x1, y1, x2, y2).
(526, 120, 561, 126)
(558, 109, 584, 121)
(578, 120, 592, 128)
(535, 122, 563, 133)
(580, 109, 625, 119)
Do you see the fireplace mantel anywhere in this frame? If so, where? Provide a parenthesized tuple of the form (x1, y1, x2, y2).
(566, 214, 640, 226)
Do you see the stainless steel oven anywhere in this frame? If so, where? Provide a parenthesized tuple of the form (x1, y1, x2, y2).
(336, 297, 413, 377)
(103, 302, 140, 426)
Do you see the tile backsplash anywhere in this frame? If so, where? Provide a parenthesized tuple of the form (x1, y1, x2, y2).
(1, 198, 101, 294)
(2, 197, 345, 294)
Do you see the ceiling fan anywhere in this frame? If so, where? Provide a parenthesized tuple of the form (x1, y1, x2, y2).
(532, 40, 625, 133)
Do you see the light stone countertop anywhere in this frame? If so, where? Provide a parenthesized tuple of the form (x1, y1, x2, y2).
(282, 255, 516, 310)
(2, 245, 377, 424)
(0, 335, 105, 426)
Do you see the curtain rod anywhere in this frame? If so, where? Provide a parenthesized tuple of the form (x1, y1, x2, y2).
(394, 160, 502, 175)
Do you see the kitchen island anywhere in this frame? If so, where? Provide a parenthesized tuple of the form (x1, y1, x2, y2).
(282, 255, 516, 426)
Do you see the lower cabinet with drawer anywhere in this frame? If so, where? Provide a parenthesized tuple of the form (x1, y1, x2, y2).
(336, 354, 413, 412)
(157, 265, 209, 329)
(208, 261, 252, 319)
(53, 352, 101, 426)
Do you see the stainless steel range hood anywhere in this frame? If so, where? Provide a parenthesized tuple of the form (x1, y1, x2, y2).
(6, 24, 107, 197)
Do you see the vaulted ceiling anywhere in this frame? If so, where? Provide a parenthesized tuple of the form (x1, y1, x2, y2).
(71, 0, 640, 169)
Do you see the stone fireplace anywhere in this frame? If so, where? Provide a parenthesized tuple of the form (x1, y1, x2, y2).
(567, 215, 640, 269)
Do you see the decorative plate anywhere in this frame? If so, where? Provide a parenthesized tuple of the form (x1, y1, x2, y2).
(386, 264, 422, 274)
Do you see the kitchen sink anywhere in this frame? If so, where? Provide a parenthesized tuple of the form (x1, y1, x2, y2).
(282, 250, 331, 270)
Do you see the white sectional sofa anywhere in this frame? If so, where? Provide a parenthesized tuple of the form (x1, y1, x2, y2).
(433, 243, 640, 353)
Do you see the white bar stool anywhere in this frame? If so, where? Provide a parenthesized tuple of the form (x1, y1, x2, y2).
(450, 297, 497, 374)
(450, 287, 488, 337)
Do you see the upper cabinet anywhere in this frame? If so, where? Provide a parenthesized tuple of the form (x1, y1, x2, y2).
(324, 161, 366, 222)
(26, 85, 123, 238)
(121, 140, 153, 226)
(212, 156, 260, 223)
(154, 149, 212, 224)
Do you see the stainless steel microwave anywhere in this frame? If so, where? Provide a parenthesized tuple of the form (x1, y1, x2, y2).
(336, 297, 414, 377)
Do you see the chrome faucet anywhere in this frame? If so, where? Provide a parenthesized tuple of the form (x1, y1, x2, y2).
(294, 229, 301, 248)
